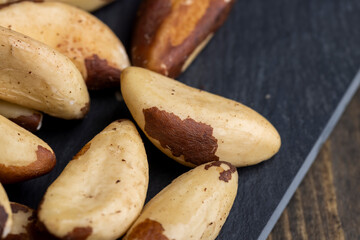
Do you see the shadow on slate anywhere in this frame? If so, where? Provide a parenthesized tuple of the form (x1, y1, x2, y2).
(4, 0, 360, 239)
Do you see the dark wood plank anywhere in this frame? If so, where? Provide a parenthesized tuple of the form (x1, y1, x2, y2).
(268, 89, 360, 239)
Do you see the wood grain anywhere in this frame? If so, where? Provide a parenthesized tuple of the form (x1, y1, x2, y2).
(268, 89, 360, 239)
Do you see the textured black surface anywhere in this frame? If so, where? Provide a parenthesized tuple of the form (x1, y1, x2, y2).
(4, 0, 360, 239)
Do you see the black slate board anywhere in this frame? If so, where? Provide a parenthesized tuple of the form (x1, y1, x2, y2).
(4, 0, 360, 239)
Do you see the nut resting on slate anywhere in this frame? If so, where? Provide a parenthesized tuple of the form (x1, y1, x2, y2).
(121, 67, 281, 167)
(132, 0, 235, 78)
(0, 0, 114, 12)
(3, 202, 56, 240)
(0, 115, 56, 184)
(0, 26, 90, 119)
(0, 183, 12, 239)
(0, 100, 43, 132)
(124, 161, 238, 240)
(38, 120, 149, 240)
(0, 1, 130, 90)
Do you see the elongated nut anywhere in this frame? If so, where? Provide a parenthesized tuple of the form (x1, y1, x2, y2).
(121, 67, 281, 167)
(0, 115, 56, 184)
(3, 202, 57, 240)
(132, 0, 235, 78)
(124, 161, 238, 240)
(0, 1, 130, 90)
(0, 183, 12, 238)
(38, 120, 149, 240)
(0, 26, 90, 119)
(0, 100, 43, 132)
(0, 0, 114, 12)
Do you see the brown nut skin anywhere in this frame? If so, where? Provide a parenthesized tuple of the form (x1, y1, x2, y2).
(0, 115, 56, 184)
(0, 100, 43, 132)
(132, 0, 236, 78)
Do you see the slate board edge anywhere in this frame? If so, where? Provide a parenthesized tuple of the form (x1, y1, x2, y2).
(258, 69, 360, 240)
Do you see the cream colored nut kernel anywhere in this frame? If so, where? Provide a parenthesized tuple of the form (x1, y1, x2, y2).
(121, 67, 281, 167)
(38, 120, 149, 240)
(0, 0, 114, 12)
(0, 26, 90, 119)
(124, 161, 238, 240)
(0, 115, 56, 184)
(0, 1, 130, 90)
(50, 0, 114, 12)
(0, 100, 43, 132)
(0, 183, 12, 238)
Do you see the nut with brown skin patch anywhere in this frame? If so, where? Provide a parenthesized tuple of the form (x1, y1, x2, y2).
(85, 54, 122, 90)
(121, 67, 281, 167)
(0, 26, 90, 120)
(0, 116, 56, 184)
(132, 0, 236, 78)
(62, 227, 92, 240)
(9, 113, 43, 132)
(126, 219, 169, 240)
(0, 2, 130, 91)
(73, 143, 91, 160)
(123, 162, 238, 240)
(204, 161, 236, 182)
(143, 107, 219, 166)
(4, 202, 58, 240)
(38, 120, 149, 240)
(0, 145, 56, 184)
(0, 99, 43, 132)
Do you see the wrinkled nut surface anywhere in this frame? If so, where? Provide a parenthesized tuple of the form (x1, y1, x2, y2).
(121, 67, 281, 167)
(0, 0, 114, 12)
(132, 0, 235, 78)
(0, 183, 12, 238)
(0, 115, 56, 184)
(0, 1, 130, 90)
(0, 26, 90, 119)
(124, 161, 238, 240)
(38, 120, 149, 240)
(0, 100, 43, 132)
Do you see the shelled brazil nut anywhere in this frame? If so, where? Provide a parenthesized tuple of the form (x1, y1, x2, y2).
(38, 120, 149, 240)
(0, 1, 130, 90)
(0, 100, 43, 132)
(0, 26, 90, 119)
(121, 67, 281, 167)
(0, 0, 114, 12)
(132, 0, 235, 78)
(0, 183, 12, 238)
(124, 161, 238, 240)
(0, 115, 56, 184)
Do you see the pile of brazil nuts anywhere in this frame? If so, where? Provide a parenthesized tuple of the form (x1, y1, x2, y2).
(0, 1, 282, 240)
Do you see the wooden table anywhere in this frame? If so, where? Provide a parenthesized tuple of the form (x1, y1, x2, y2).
(268, 90, 360, 239)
